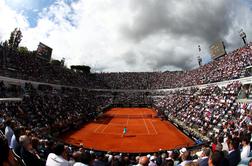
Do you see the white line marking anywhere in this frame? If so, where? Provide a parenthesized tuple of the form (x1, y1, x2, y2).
(108, 123, 144, 126)
(94, 124, 103, 133)
(126, 116, 129, 126)
(95, 132, 157, 136)
(100, 124, 109, 133)
(149, 119, 158, 135)
(94, 117, 109, 133)
(142, 113, 150, 135)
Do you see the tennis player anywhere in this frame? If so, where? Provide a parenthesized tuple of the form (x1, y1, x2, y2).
(122, 127, 127, 137)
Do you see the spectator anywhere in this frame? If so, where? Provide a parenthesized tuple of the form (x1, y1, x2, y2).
(73, 151, 91, 166)
(211, 139, 217, 153)
(178, 151, 192, 166)
(92, 152, 106, 166)
(184, 162, 199, 166)
(198, 148, 211, 166)
(135, 156, 149, 166)
(4, 119, 14, 148)
(164, 159, 174, 166)
(248, 158, 252, 166)
(227, 137, 241, 166)
(19, 135, 43, 166)
(208, 151, 225, 166)
(46, 143, 70, 166)
(9, 127, 21, 150)
(241, 136, 251, 160)
(0, 131, 10, 166)
(148, 156, 157, 166)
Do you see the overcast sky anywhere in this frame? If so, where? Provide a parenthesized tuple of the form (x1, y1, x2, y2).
(0, 0, 252, 72)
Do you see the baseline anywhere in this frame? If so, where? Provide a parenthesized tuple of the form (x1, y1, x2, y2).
(95, 132, 157, 136)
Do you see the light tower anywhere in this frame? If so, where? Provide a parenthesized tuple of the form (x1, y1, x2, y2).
(197, 45, 202, 66)
(239, 29, 247, 45)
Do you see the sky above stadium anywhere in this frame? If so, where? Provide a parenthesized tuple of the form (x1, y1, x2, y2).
(0, 0, 252, 72)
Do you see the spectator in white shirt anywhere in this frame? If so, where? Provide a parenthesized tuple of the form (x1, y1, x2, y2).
(148, 156, 157, 166)
(10, 127, 22, 150)
(4, 119, 14, 147)
(222, 137, 230, 152)
(241, 136, 251, 160)
(46, 143, 70, 166)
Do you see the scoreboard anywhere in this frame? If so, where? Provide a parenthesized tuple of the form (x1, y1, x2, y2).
(36, 42, 52, 62)
(209, 41, 226, 60)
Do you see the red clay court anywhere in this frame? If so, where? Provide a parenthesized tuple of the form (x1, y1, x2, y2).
(63, 108, 194, 153)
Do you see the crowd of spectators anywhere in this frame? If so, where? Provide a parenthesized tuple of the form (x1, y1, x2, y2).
(2, 125, 252, 166)
(95, 43, 252, 89)
(1, 41, 252, 165)
(112, 92, 150, 105)
(238, 84, 252, 99)
(0, 82, 113, 166)
(154, 82, 244, 140)
(1, 79, 252, 165)
(1, 43, 252, 90)
(151, 81, 252, 165)
(0, 47, 107, 89)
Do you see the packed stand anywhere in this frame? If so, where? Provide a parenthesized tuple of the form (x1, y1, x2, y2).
(2, 80, 252, 165)
(0, 46, 107, 88)
(112, 92, 150, 105)
(238, 84, 252, 99)
(1, 42, 252, 90)
(3, 128, 252, 166)
(153, 81, 252, 165)
(153, 82, 242, 140)
(96, 43, 252, 89)
(0, 83, 112, 166)
(95, 72, 152, 90)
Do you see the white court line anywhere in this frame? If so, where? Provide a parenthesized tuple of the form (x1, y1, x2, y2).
(109, 123, 125, 126)
(108, 123, 144, 126)
(126, 115, 129, 126)
(94, 116, 108, 133)
(149, 119, 158, 135)
(95, 132, 157, 136)
(94, 124, 103, 133)
(100, 124, 109, 133)
(142, 113, 150, 135)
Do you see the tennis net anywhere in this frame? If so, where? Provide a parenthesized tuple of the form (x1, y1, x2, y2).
(103, 114, 156, 119)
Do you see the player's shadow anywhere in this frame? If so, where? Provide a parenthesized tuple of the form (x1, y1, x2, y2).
(124, 135, 136, 138)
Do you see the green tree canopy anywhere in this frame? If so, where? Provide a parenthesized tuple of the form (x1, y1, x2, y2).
(8, 28, 23, 50)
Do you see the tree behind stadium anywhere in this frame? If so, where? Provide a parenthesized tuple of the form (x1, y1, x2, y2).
(8, 28, 22, 51)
